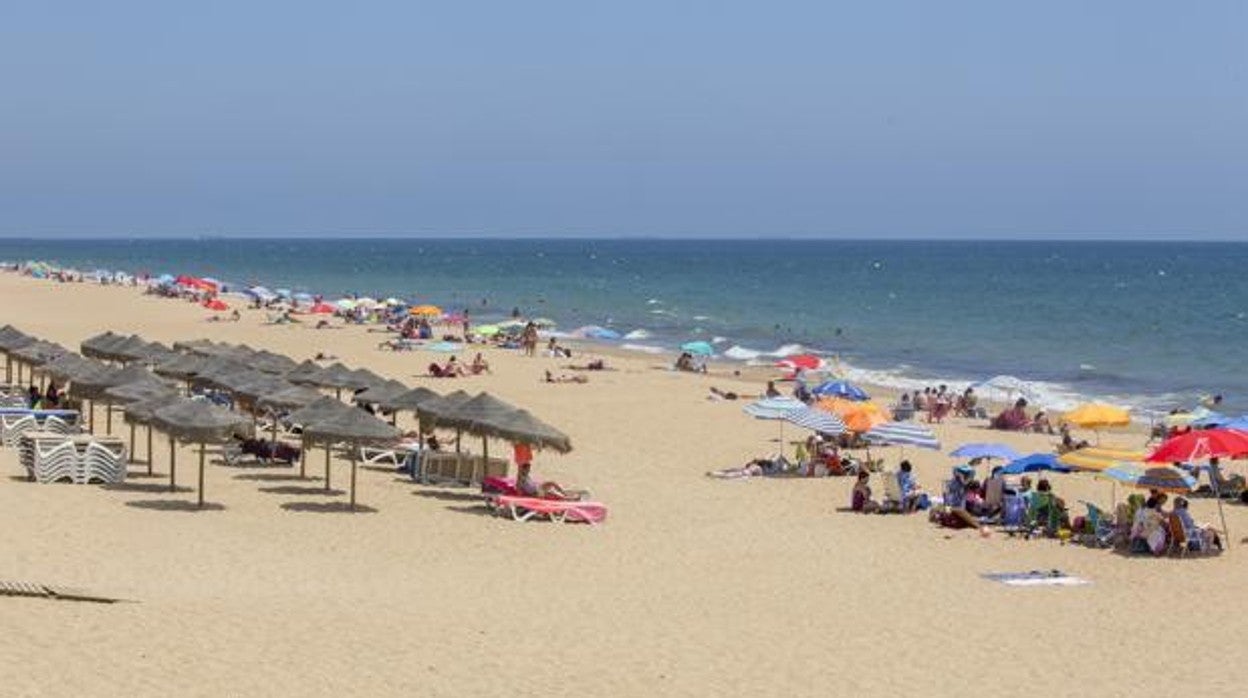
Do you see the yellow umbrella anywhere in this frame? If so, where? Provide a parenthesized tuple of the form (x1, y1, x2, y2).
(1058, 447, 1147, 472)
(408, 304, 443, 317)
(816, 398, 888, 432)
(1062, 403, 1131, 429)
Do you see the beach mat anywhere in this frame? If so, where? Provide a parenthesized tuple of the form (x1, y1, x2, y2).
(981, 570, 1091, 587)
(0, 579, 125, 603)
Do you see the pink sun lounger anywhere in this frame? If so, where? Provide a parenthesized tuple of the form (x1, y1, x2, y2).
(494, 495, 608, 525)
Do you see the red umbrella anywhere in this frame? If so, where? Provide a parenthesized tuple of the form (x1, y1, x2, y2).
(1146, 428, 1248, 463)
(775, 354, 824, 371)
(308, 302, 336, 315)
(202, 299, 229, 312)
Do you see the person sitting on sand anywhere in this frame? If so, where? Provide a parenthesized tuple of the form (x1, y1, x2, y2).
(765, 381, 781, 398)
(1131, 494, 1169, 555)
(443, 356, 466, 377)
(990, 398, 1031, 431)
(1058, 423, 1089, 453)
(516, 462, 581, 500)
(898, 460, 924, 511)
(851, 471, 879, 513)
(470, 352, 491, 375)
(1169, 496, 1222, 551)
(1031, 410, 1055, 435)
(674, 352, 695, 372)
(1206, 457, 1246, 496)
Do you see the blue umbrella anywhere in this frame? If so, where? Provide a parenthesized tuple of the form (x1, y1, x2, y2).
(583, 326, 621, 340)
(680, 341, 714, 356)
(1213, 417, 1248, 432)
(782, 406, 846, 435)
(950, 443, 1021, 461)
(810, 380, 870, 401)
(1000, 453, 1071, 475)
(864, 422, 941, 450)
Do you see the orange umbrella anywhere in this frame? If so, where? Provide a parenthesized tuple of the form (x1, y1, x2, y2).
(409, 304, 443, 317)
(816, 398, 887, 432)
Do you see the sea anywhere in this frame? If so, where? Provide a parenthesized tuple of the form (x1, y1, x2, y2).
(2, 238, 1246, 417)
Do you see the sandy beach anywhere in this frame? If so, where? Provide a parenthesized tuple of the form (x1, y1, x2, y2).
(3, 271, 1247, 698)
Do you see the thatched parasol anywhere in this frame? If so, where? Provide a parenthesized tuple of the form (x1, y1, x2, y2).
(80, 331, 126, 360)
(284, 359, 325, 385)
(0, 326, 35, 383)
(286, 396, 356, 482)
(152, 400, 252, 507)
(250, 350, 298, 375)
(304, 362, 368, 398)
(153, 353, 210, 381)
(104, 379, 179, 473)
(124, 393, 190, 485)
(257, 385, 323, 412)
(69, 363, 165, 435)
(37, 353, 103, 384)
(303, 408, 399, 510)
(171, 338, 218, 355)
(9, 341, 67, 386)
(486, 409, 573, 453)
(378, 386, 440, 413)
(353, 379, 408, 406)
(96, 334, 150, 363)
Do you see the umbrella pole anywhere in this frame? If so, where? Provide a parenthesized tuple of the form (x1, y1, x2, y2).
(169, 436, 177, 492)
(1211, 472, 1231, 550)
(128, 421, 135, 463)
(299, 437, 307, 478)
(88, 400, 95, 433)
(270, 415, 278, 464)
(480, 436, 488, 485)
(4, 355, 10, 383)
(146, 425, 154, 475)
(106, 403, 113, 435)
(350, 451, 358, 511)
(197, 443, 206, 508)
(324, 445, 331, 491)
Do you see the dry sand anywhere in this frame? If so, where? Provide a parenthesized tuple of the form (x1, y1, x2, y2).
(2, 272, 1246, 697)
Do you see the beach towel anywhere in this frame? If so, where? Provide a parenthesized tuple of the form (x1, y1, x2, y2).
(981, 570, 1091, 587)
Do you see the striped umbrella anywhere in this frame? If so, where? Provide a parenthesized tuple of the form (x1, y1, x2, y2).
(863, 422, 941, 450)
(782, 406, 846, 435)
(810, 381, 870, 401)
(1099, 463, 1196, 493)
(743, 397, 805, 420)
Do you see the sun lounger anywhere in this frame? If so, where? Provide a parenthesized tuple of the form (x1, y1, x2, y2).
(82, 440, 127, 484)
(493, 495, 608, 525)
(360, 444, 402, 468)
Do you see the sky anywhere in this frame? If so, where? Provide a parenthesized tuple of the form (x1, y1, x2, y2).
(1, 1, 1245, 239)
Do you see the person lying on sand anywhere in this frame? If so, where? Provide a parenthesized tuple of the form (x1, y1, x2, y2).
(544, 370, 587, 384)
(565, 358, 608, 371)
(706, 455, 790, 479)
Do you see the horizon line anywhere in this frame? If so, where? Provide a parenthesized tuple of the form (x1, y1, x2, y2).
(0, 234, 1245, 243)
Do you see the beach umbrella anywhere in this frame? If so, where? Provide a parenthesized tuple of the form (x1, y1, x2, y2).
(284, 359, 325, 385)
(79, 331, 126, 360)
(473, 324, 501, 337)
(0, 327, 36, 383)
(531, 317, 557, 329)
(1099, 463, 1197, 493)
(1061, 404, 1131, 439)
(70, 364, 165, 435)
(432, 392, 565, 481)
(349, 368, 390, 390)
(230, 375, 294, 404)
(10, 341, 68, 385)
(202, 299, 229, 312)
(304, 363, 369, 398)
(1148, 428, 1248, 463)
(971, 375, 1044, 405)
(335, 298, 357, 311)
(126, 341, 175, 365)
(949, 443, 1022, 462)
(816, 398, 888, 432)
(1000, 453, 1070, 475)
(354, 380, 408, 406)
(810, 380, 870, 401)
(483, 408, 573, 454)
(742, 396, 804, 445)
(152, 400, 251, 507)
(680, 341, 714, 356)
(96, 334, 150, 363)
(864, 422, 941, 450)
(302, 408, 399, 510)
(250, 350, 298, 375)
(153, 353, 211, 381)
(1164, 407, 1221, 429)
(257, 385, 324, 412)
(307, 302, 335, 314)
(1058, 447, 1146, 472)
(782, 406, 847, 436)
(379, 386, 441, 414)
(776, 354, 825, 371)
(38, 353, 103, 384)
(572, 325, 620, 340)
(409, 304, 443, 317)
(105, 380, 179, 473)
(287, 397, 357, 483)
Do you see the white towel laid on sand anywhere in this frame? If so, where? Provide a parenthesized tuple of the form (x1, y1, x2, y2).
(982, 570, 1091, 587)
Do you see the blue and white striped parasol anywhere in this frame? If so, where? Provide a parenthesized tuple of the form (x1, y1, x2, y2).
(783, 406, 846, 435)
(810, 381, 870, 401)
(864, 422, 941, 450)
(743, 397, 805, 420)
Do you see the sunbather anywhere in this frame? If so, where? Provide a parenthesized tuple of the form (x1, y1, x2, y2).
(851, 471, 879, 512)
(1131, 494, 1169, 555)
(1207, 458, 1246, 496)
(544, 370, 587, 384)
(1170, 496, 1222, 551)
(706, 455, 788, 480)
(898, 460, 924, 511)
(516, 462, 581, 500)
(470, 353, 491, 375)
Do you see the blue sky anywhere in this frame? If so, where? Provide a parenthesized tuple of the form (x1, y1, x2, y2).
(2, 1, 1245, 239)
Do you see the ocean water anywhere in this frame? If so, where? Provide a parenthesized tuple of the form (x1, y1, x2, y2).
(3, 238, 1246, 415)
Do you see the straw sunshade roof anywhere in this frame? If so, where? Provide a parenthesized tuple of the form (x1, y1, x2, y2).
(285, 360, 325, 384)
(154, 353, 211, 380)
(172, 339, 218, 355)
(38, 353, 104, 382)
(187, 356, 252, 388)
(302, 408, 400, 446)
(354, 380, 408, 405)
(431, 392, 520, 431)
(105, 380, 178, 405)
(306, 363, 368, 390)
(207, 368, 269, 394)
(80, 331, 126, 359)
(414, 390, 474, 425)
(97, 334, 149, 362)
(231, 375, 294, 403)
(256, 385, 324, 412)
(12, 340, 68, 365)
(286, 396, 356, 426)
(251, 350, 298, 375)
(349, 368, 389, 390)
(123, 393, 188, 425)
(70, 364, 164, 399)
(488, 408, 572, 452)
(0, 327, 36, 352)
(152, 400, 252, 442)
(379, 386, 441, 413)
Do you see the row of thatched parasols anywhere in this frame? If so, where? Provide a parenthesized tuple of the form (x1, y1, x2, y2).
(0, 325, 571, 511)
